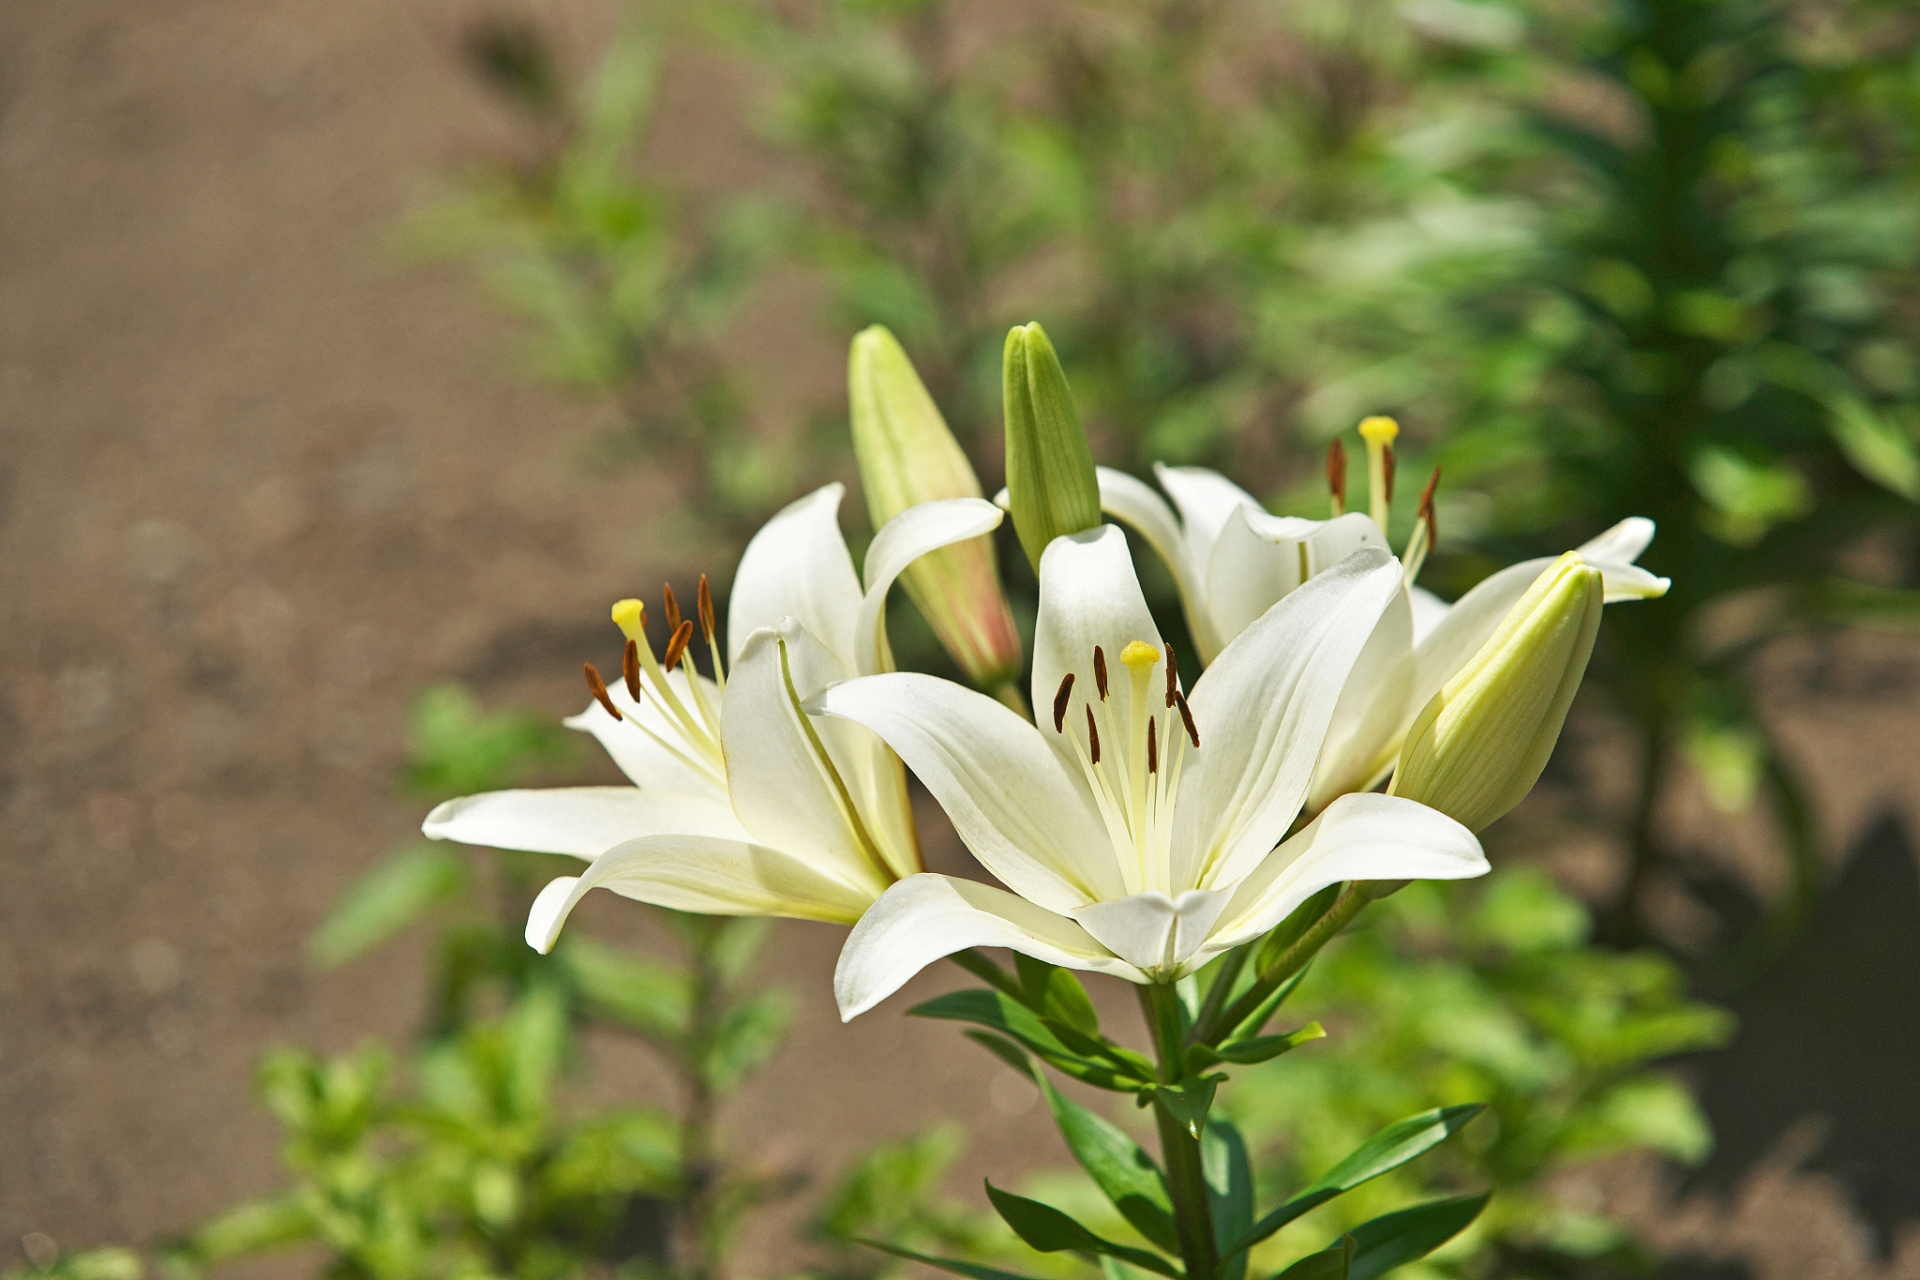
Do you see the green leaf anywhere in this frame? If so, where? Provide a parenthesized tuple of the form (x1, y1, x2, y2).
(819, 1124, 964, 1241)
(1223, 1104, 1484, 1256)
(965, 1029, 1037, 1076)
(1015, 953, 1102, 1037)
(1142, 1075, 1222, 1139)
(1812, 578, 1920, 631)
(306, 844, 469, 968)
(1257, 884, 1341, 974)
(557, 935, 691, 1040)
(1220, 962, 1314, 1043)
(857, 1239, 1046, 1280)
(1828, 394, 1920, 501)
(1274, 1234, 1355, 1280)
(700, 985, 795, 1094)
(1187, 1023, 1325, 1071)
(911, 989, 1154, 1091)
(984, 1182, 1181, 1277)
(1033, 1072, 1179, 1254)
(1345, 1193, 1489, 1280)
(404, 683, 571, 799)
(1203, 1119, 1253, 1280)
(505, 984, 568, 1120)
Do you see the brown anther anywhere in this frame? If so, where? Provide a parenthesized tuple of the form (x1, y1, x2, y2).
(663, 583, 682, 633)
(1093, 646, 1109, 700)
(1164, 642, 1179, 709)
(1085, 705, 1101, 764)
(1052, 673, 1075, 734)
(1147, 717, 1159, 775)
(623, 639, 641, 702)
(584, 662, 622, 721)
(697, 574, 717, 640)
(1175, 692, 1200, 749)
(1327, 439, 1347, 508)
(1417, 465, 1441, 547)
(1383, 446, 1397, 508)
(662, 619, 695, 672)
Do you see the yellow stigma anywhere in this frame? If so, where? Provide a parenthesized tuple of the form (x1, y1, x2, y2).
(1358, 415, 1400, 445)
(1120, 640, 1160, 670)
(612, 598, 646, 644)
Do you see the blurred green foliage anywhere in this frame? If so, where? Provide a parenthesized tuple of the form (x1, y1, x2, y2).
(1229, 869, 1732, 1276)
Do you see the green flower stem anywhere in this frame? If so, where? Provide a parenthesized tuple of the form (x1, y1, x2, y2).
(1141, 982, 1220, 1280)
(1192, 882, 1378, 1046)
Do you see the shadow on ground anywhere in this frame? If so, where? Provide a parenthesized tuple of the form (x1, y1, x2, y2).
(1680, 810, 1920, 1260)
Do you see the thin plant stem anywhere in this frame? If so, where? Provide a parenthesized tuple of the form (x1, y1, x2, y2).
(1140, 982, 1219, 1280)
(1194, 883, 1374, 1045)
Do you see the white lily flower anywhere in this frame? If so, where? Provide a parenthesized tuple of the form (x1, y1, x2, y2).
(419, 485, 1007, 949)
(1096, 459, 1671, 815)
(816, 526, 1489, 1019)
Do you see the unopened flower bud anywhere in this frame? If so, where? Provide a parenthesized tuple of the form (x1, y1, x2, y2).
(1003, 322, 1101, 571)
(849, 326, 1023, 687)
(1392, 552, 1604, 832)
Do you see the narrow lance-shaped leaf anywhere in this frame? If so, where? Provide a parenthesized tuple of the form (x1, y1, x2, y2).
(858, 1239, 1048, 1280)
(1015, 953, 1101, 1037)
(1274, 1234, 1355, 1280)
(911, 989, 1155, 1091)
(984, 1182, 1181, 1278)
(1203, 1118, 1254, 1280)
(1222, 1104, 1485, 1257)
(1140, 1074, 1223, 1139)
(306, 844, 469, 969)
(1032, 1071, 1180, 1254)
(1345, 1193, 1490, 1280)
(1186, 1022, 1324, 1072)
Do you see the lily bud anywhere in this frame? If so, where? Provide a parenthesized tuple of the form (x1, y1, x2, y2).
(1003, 322, 1101, 571)
(849, 326, 1023, 687)
(1391, 552, 1604, 832)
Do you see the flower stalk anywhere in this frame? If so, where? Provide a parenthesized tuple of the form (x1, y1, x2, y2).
(1142, 981, 1220, 1280)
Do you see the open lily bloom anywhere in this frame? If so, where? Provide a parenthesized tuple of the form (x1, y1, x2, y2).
(817, 525, 1488, 1019)
(420, 484, 1007, 949)
(1096, 461, 1672, 814)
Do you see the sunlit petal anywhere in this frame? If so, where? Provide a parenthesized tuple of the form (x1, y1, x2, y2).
(812, 672, 1124, 911)
(1097, 466, 1223, 660)
(525, 834, 879, 953)
(1196, 793, 1486, 963)
(854, 497, 1005, 677)
(1072, 888, 1233, 971)
(424, 787, 748, 858)
(835, 873, 1143, 1019)
(1175, 547, 1402, 891)
(728, 483, 862, 668)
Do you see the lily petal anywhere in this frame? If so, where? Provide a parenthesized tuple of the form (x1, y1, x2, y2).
(722, 625, 897, 894)
(811, 672, 1124, 911)
(1072, 888, 1233, 971)
(526, 834, 878, 953)
(855, 497, 1005, 677)
(1310, 585, 1416, 815)
(728, 484, 862, 668)
(423, 787, 749, 858)
(1580, 516, 1656, 564)
(1097, 466, 1222, 660)
(1152, 463, 1262, 586)
(834, 873, 1143, 1019)
(1197, 793, 1486, 963)
(1205, 507, 1388, 642)
(565, 674, 727, 800)
(1030, 525, 1165, 783)
(1176, 546, 1402, 892)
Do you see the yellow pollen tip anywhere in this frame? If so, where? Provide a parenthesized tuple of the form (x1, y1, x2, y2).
(611, 599, 646, 643)
(1120, 640, 1160, 670)
(1358, 415, 1400, 445)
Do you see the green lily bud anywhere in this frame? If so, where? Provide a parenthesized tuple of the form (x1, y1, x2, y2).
(1003, 322, 1101, 571)
(1392, 552, 1604, 832)
(849, 326, 1023, 688)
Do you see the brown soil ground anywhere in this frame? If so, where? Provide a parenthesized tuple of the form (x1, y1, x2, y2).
(3, 2, 1918, 1278)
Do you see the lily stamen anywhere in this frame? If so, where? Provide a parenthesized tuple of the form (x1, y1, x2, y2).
(1403, 466, 1442, 586)
(612, 598, 723, 771)
(1176, 692, 1200, 748)
(663, 582, 681, 633)
(1327, 438, 1348, 517)
(1093, 646, 1109, 699)
(1053, 673, 1075, 733)
(583, 663, 622, 721)
(1359, 415, 1399, 533)
(663, 619, 695, 672)
(623, 639, 641, 702)
(697, 574, 725, 691)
